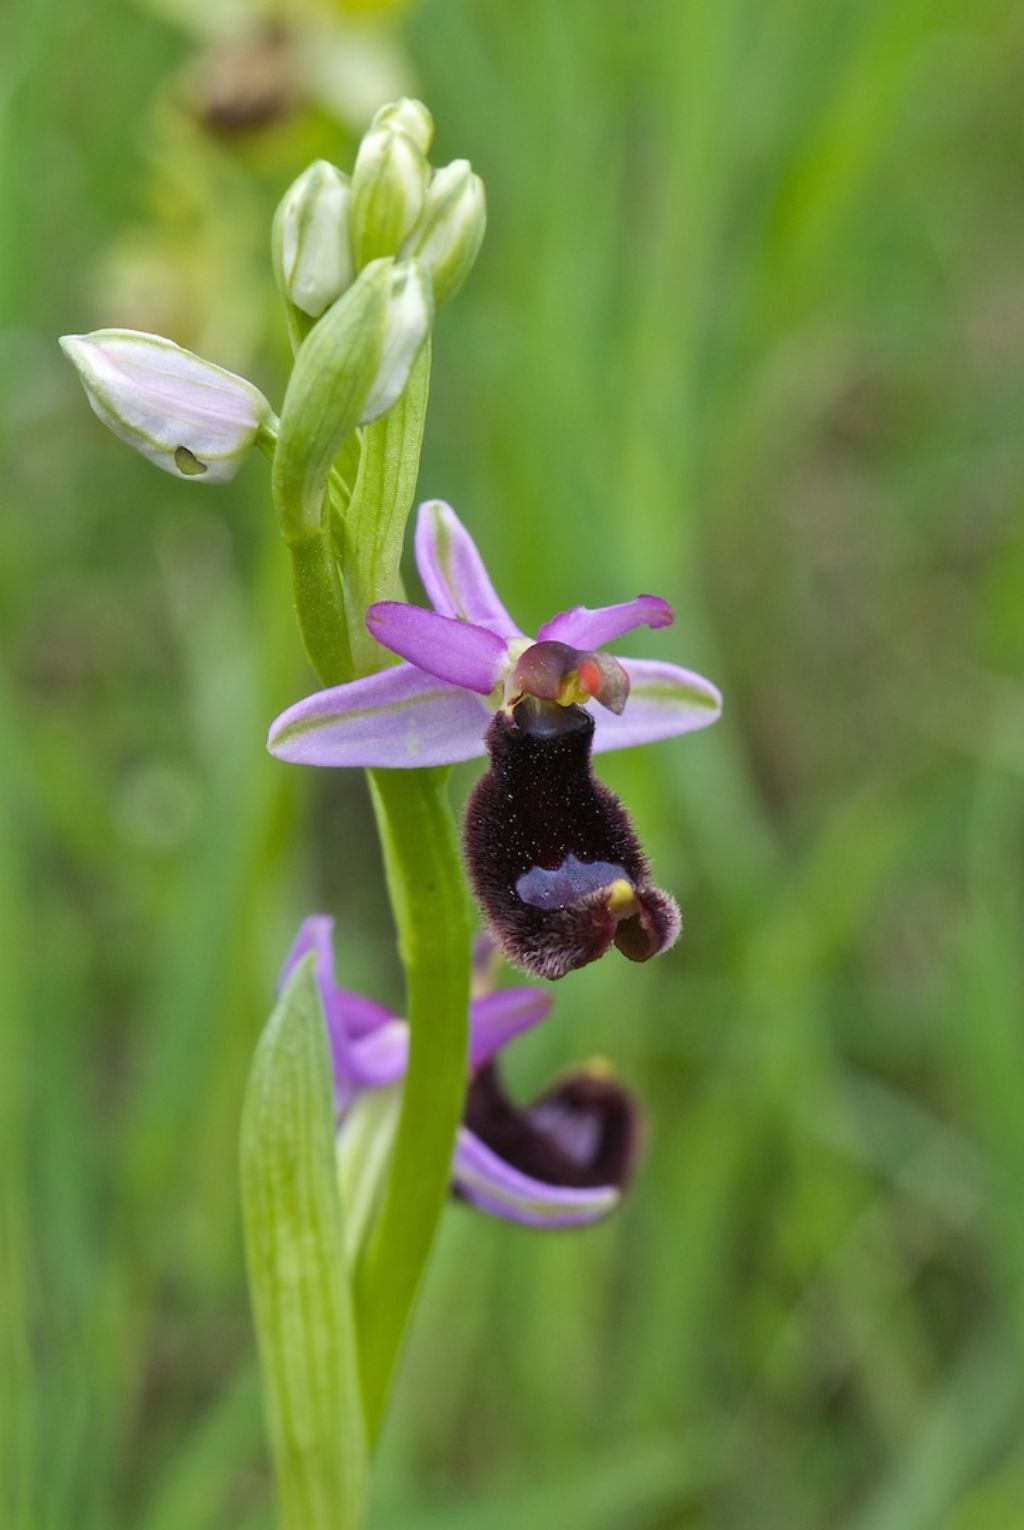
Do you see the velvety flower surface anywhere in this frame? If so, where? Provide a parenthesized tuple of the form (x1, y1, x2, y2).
(464, 698, 682, 979)
(281, 917, 642, 1228)
(269, 501, 722, 979)
(267, 499, 722, 768)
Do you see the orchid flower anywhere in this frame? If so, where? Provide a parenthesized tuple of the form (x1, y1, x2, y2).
(281, 919, 641, 1229)
(269, 499, 721, 770)
(270, 501, 722, 980)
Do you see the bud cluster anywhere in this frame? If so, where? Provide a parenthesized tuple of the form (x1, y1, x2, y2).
(60, 98, 485, 490)
(273, 97, 486, 321)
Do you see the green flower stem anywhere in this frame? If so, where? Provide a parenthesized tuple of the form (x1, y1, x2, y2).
(274, 311, 470, 1457)
(357, 766, 472, 1443)
(257, 415, 281, 460)
(340, 342, 430, 677)
(338, 339, 474, 1438)
(287, 530, 353, 688)
(261, 412, 353, 686)
(241, 957, 369, 1530)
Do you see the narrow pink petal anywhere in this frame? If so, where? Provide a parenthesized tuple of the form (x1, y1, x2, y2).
(277, 916, 407, 1090)
(346, 1019, 409, 1086)
(590, 658, 722, 753)
(366, 602, 507, 693)
(415, 500, 523, 637)
(268, 663, 491, 768)
(452, 1129, 620, 1228)
(277, 915, 335, 998)
(468, 988, 552, 1071)
(342, 990, 399, 1039)
(536, 594, 673, 650)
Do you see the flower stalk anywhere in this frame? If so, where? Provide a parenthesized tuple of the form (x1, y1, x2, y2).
(271, 212, 472, 1451)
(357, 767, 472, 1443)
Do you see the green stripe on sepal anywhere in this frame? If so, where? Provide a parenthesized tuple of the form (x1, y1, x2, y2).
(241, 954, 369, 1530)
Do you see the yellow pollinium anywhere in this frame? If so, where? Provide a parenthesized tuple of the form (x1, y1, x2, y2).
(556, 671, 592, 707)
(583, 1056, 615, 1080)
(606, 878, 639, 917)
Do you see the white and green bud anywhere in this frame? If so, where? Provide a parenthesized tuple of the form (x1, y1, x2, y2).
(272, 257, 433, 542)
(359, 259, 433, 422)
(370, 97, 434, 155)
(350, 106, 431, 270)
(59, 329, 272, 484)
(274, 159, 354, 319)
(404, 159, 486, 310)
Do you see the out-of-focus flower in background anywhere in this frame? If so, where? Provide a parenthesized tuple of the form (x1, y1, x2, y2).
(280, 919, 643, 1235)
(90, 0, 418, 359)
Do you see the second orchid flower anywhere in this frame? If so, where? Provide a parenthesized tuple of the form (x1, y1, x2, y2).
(282, 921, 641, 1231)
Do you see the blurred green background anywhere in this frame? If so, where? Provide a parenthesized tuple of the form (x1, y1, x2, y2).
(3, 0, 1024, 1525)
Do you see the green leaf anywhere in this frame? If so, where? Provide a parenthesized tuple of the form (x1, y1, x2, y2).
(241, 956, 368, 1530)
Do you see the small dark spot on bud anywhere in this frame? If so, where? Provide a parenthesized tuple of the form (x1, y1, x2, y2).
(174, 446, 208, 476)
(462, 700, 681, 979)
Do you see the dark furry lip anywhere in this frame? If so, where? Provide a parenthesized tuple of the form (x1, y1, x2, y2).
(461, 1062, 643, 1194)
(462, 699, 681, 980)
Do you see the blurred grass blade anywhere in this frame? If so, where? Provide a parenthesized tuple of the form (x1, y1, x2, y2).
(851, 1330, 1022, 1530)
(137, 1366, 262, 1530)
(371, 1430, 722, 1530)
(241, 955, 368, 1530)
(0, 679, 35, 1529)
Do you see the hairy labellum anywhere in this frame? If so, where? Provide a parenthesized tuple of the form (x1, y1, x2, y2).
(460, 1062, 643, 1201)
(463, 698, 681, 979)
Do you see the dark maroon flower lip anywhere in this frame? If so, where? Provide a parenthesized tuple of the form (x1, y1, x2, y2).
(462, 698, 681, 979)
(281, 916, 645, 1227)
(461, 1061, 644, 1198)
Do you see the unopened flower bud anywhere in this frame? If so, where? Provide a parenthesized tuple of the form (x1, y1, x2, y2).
(350, 114, 430, 269)
(59, 329, 272, 484)
(358, 259, 433, 422)
(371, 97, 433, 155)
(405, 159, 486, 310)
(274, 159, 354, 318)
(272, 257, 433, 541)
